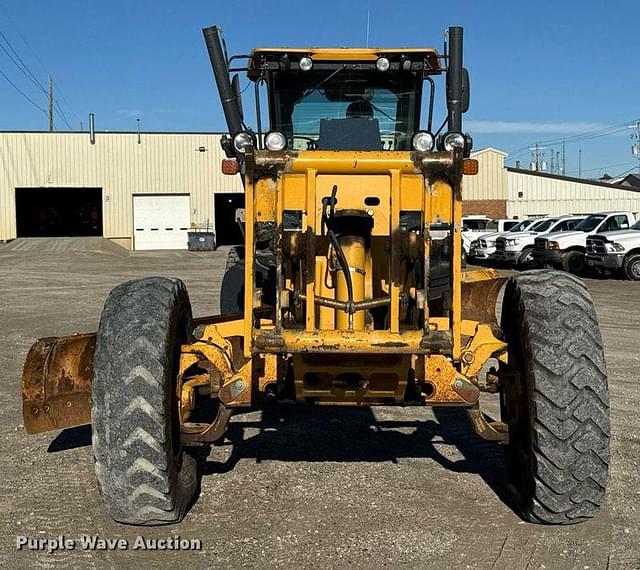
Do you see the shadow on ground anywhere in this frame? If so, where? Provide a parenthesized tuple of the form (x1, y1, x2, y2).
(47, 405, 517, 518)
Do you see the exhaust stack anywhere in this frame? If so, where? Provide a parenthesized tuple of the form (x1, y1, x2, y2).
(202, 26, 243, 137)
(446, 26, 464, 133)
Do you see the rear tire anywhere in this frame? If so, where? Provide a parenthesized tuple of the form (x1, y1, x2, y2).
(561, 251, 586, 275)
(92, 277, 198, 525)
(623, 253, 640, 281)
(500, 270, 610, 524)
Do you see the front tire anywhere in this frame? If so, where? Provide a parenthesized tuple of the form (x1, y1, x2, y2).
(623, 253, 640, 281)
(500, 270, 610, 524)
(92, 277, 198, 525)
(516, 247, 534, 269)
(561, 251, 586, 275)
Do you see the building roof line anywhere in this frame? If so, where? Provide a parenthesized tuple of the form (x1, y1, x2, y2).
(507, 166, 640, 193)
(0, 130, 229, 135)
(471, 147, 508, 157)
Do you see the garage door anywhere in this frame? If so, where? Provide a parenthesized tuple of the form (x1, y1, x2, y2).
(133, 195, 190, 250)
(16, 187, 103, 237)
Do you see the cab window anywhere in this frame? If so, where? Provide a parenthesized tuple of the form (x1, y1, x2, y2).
(600, 215, 629, 232)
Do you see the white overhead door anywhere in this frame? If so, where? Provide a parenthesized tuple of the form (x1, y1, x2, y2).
(133, 194, 190, 250)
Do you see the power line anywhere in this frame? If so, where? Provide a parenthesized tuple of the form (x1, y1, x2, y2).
(0, 3, 81, 126)
(0, 66, 46, 113)
(507, 120, 639, 160)
(0, 29, 47, 93)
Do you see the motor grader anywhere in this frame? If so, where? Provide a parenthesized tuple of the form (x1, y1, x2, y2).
(22, 25, 609, 526)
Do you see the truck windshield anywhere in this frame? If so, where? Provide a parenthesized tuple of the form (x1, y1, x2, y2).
(575, 214, 606, 232)
(269, 69, 421, 151)
(508, 219, 535, 232)
(530, 219, 555, 232)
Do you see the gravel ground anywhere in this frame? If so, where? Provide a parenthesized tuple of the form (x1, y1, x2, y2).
(0, 241, 638, 569)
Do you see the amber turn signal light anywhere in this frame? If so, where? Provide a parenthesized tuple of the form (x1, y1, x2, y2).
(463, 159, 479, 176)
(221, 158, 239, 175)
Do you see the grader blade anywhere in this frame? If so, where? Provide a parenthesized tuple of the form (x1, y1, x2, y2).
(22, 333, 95, 434)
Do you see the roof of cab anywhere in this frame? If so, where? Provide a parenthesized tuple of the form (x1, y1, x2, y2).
(247, 47, 441, 78)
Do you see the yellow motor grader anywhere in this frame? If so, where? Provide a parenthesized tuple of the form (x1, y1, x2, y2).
(22, 25, 609, 526)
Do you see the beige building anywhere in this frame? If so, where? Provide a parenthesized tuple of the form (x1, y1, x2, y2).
(0, 131, 242, 249)
(1, 133, 639, 250)
(464, 147, 640, 219)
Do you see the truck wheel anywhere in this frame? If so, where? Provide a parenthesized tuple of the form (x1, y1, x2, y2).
(561, 251, 585, 275)
(500, 270, 610, 524)
(623, 253, 640, 281)
(92, 277, 198, 525)
(516, 247, 534, 269)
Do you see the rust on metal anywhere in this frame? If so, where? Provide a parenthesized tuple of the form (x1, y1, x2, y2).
(22, 333, 95, 434)
(465, 405, 509, 443)
(461, 274, 507, 325)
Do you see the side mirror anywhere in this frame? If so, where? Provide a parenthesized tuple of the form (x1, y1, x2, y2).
(461, 68, 470, 113)
(232, 74, 244, 121)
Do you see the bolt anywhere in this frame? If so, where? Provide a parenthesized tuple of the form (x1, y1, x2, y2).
(234, 379, 245, 391)
(462, 352, 474, 364)
(454, 379, 464, 389)
(66, 400, 72, 407)
(43, 404, 50, 413)
(32, 406, 39, 416)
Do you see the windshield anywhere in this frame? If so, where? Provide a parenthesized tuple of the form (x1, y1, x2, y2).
(509, 219, 535, 232)
(575, 214, 606, 232)
(270, 68, 421, 150)
(530, 219, 555, 232)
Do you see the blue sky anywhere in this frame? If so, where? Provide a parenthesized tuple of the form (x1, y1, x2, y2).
(0, 0, 638, 178)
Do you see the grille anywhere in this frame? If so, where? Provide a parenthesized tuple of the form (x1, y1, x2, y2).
(496, 238, 506, 251)
(534, 238, 548, 251)
(586, 238, 607, 255)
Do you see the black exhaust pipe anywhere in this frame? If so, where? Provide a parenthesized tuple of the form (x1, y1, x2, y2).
(446, 26, 464, 133)
(202, 26, 243, 137)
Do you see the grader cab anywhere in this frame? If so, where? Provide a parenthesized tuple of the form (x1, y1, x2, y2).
(22, 25, 609, 526)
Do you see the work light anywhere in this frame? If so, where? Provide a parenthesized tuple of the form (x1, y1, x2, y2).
(265, 131, 287, 151)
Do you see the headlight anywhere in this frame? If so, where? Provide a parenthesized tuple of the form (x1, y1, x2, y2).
(548, 241, 560, 250)
(470, 240, 479, 247)
(443, 132, 465, 151)
(264, 131, 287, 151)
(299, 56, 313, 71)
(233, 131, 254, 154)
(607, 242, 626, 252)
(376, 57, 390, 72)
(506, 238, 520, 246)
(412, 131, 435, 152)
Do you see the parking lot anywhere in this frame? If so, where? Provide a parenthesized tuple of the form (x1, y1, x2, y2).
(1, 240, 639, 569)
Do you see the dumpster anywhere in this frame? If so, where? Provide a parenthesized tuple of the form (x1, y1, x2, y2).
(187, 231, 216, 251)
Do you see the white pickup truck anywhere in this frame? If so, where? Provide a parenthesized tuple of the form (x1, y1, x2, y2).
(534, 211, 637, 274)
(585, 219, 640, 280)
(494, 215, 587, 268)
(462, 216, 518, 259)
(469, 218, 538, 261)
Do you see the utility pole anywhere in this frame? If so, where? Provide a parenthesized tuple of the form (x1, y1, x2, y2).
(561, 140, 566, 175)
(47, 75, 54, 132)
(579, 149, 582, 178)
(556, 151, 561, 175)
(529, 143, 546, 171)
(631, 121, 640, 172)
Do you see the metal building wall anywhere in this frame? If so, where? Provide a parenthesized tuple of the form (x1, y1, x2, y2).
(463, 148, 508, 200)
(0, 132, 242, 246)
(506, 169, 640, 218)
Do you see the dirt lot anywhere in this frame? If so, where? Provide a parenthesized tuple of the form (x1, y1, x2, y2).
(0, 240, 638, 569)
